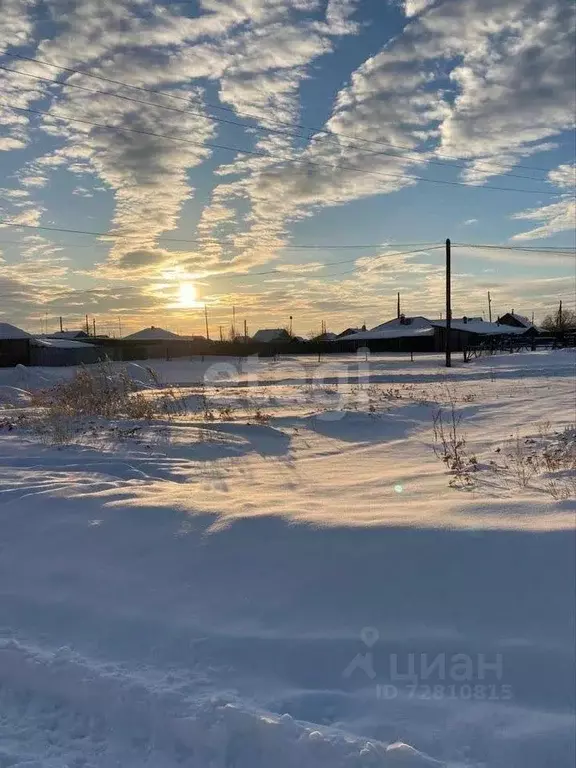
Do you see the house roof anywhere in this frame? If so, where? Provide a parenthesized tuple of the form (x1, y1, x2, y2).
(341, 315, 529, 341)
(49, 330, 89, 339)
(33, 338, 95, 349)
(370, 316, 432, 332)
(340, 325, 435, 341)
(124, 326, 181, 341)
(0, 322, 32, 339)
(253, 328, 290, 342)
(430, 318, 527, 335)
(499, 312, 535, 328)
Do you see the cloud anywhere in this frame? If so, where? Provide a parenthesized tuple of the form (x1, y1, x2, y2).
(325, 0, 360, 34)
(116, 248, 174, 268)
(403, 1, 436, 17)
(463, 219, 478, 225)
(431, 0, 576, 182)
(512, 163, 576, 240)
(275, 262, 325, 273)
(1, 0, 574, 333)
(1, 0, 35, 48)
(548, 163, 576, 191)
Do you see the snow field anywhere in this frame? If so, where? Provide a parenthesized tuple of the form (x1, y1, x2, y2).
(0, 350, 574, 766)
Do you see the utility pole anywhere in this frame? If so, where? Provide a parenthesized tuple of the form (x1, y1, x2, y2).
(85, 314, 89, 335)
(289, 315, 293, 337)
(219, 325, 224, 342)
(397, 292, 401, 319)
(244, 319, 248, 340)
(204, 304, 210, 340)
(59, 316, 63, 333)
(445, 238, 452, 368)
(118, 316, 123, 337)
(558, 300, 563, 330)
(93, 318, 96, 337)
(487, 291, 492, 323)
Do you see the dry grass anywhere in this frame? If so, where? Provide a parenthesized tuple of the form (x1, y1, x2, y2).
(432, 404, 478, 489)
(31, 363, 172, 443)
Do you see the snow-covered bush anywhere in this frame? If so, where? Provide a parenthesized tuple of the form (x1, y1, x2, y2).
(33, 362, 156, 421)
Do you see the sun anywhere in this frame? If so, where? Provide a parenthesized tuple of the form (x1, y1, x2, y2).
(178, 281, 198, 308)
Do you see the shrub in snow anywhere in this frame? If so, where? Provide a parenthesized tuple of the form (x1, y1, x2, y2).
(432, 404, 478, 489)
(29, 362, 179, 443)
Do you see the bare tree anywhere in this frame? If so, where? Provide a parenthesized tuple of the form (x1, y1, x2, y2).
(541, 306, 576, 332)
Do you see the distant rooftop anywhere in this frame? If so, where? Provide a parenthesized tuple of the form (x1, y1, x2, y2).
(124, 326, 181, 341)
(49, 330, 90, 339)
(430, 318, 527, 335)
(253, 328, 291, 343)
(33, 338, 95, 349)
(0, 322, 32, 340)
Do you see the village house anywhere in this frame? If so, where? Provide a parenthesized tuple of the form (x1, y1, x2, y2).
(0, 322, 32, 367)
(497, 312, 538, 333)
(340, 315, 530, 352)
(252, 328, 292, 343)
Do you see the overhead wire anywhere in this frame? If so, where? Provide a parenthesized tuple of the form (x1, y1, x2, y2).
(0, 49, 561, 177)
(1, 224, 574, 255)
(0, 222, 439, 248)
(3, 103, 563, 196)
(0, 62, 555, 184)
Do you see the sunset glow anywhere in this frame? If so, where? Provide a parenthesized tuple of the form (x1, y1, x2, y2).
(178, 282, 198, 308)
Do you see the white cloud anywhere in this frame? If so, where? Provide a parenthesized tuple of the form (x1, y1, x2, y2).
(1, 0, 574, 331)
(548, 163, 576, 191)
(463, 219, 478, 225)
(0, 0, 35, 47)
(512, 163, 576, 240)
(324, 0, 360, 34)
(403, 1, 436, 17)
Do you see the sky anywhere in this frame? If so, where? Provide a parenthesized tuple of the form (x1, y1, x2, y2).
(0, 0, 575, 338)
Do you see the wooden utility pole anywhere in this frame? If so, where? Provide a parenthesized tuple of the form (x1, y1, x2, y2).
(445, 238, 452, 368)
(487, 291, 492, 323)
(244, 319, 248, 340)
(93, 318, 96, 337)
(59, 316, 63, 333)
(558, 300, 563, 329)
(204, 304, 210, 340)
(85, 314, 89, 335)
(397, 292, 401, 319)
(289, 315, 293, 337)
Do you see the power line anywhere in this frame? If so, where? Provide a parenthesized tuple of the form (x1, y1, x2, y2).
(2, 223, 574, 255)
(456, 242, 575, 254)
(0, 49, 559, 177)
(0, 223, 438, 248)
(0, 62, 554, 185)
(0, 237, 103, 248)
(216, 246, 444, 280)
(4, 103, 562, 196)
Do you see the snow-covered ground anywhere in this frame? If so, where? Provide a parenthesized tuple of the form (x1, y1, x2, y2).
(0, 350, 574, 767)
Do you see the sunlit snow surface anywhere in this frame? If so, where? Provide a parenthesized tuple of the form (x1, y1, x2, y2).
(0, 351, 574, 767)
